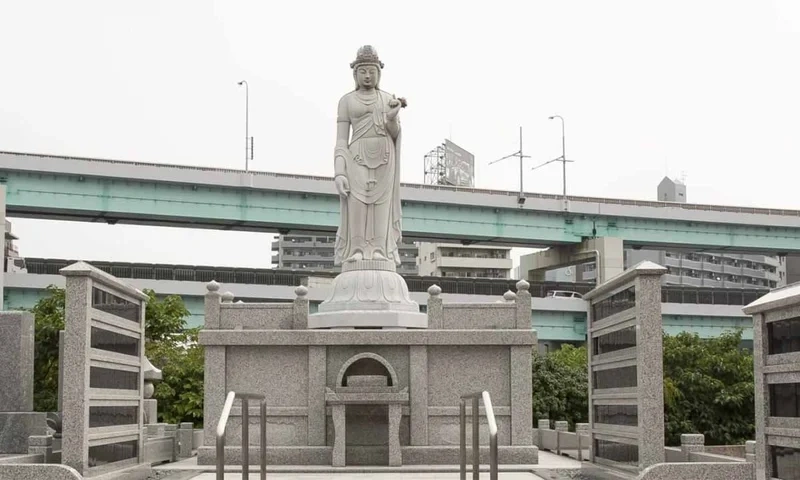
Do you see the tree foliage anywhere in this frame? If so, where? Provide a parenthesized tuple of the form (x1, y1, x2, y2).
(31, 286, 66, 412)
(142, 289, 204, 425)
(662, 330, 754, 446)
(531, 344, 588, 429)
(29, 286, 204, 425)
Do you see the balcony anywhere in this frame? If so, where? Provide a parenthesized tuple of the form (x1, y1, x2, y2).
(435, 256, 513, 270)
(664, 256, 681, 268)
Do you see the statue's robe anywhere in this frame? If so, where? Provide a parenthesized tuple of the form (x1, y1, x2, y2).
(333, 89, 402, 266)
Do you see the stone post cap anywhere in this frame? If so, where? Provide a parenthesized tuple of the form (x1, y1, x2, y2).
(680, 433, 705, 445)
(516, 279, 530, 291)
(503, 290, 517, 302)
(427, 284, 442, 296)
(554, 420, 569, 431)
(180, 422, 193, 429)
(206, 280, 220, 292)
(59, 261, 149, 301)
(575, 423, 590, 434)
(143, 356, 163, 382)
(537, 419, 551, 429)
(221, 291, 235, 303)
(745, 440, 756, 453)
(295, 285, 309, 297)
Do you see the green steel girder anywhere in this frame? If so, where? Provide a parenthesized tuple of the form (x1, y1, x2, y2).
(4, 171, 800, 252)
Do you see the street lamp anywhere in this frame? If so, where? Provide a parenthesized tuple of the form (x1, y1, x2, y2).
(531, 115, 572, 200)
(238, 80, 253, 172)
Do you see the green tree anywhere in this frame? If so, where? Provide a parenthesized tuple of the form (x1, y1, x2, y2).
(531, 344, 588, 429)
(31, 285, 66, 412)
(142, 290, 205, 425)
(662, 329, 754, 446)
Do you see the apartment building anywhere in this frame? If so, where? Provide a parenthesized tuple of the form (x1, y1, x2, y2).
(417, 243, 513, 279)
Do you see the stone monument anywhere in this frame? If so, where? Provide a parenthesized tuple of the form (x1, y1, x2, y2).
(308, 45, 427, 330)
(197, 45, 538, 468)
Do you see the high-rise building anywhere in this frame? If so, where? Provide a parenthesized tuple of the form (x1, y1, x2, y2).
(417, 243, 513, 278)
(271, 234, 418, 275)
(544, 177, 785, 289)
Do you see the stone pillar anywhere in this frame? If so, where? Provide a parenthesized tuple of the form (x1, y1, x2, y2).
(142, 356, 162, 425)
(307, 346, 327, 446)
(427, 285, 443, 329)
(388, 403, 402, 466)
(680, 433, 705, 461)
(745, 440, 755, 464)
(584, 261, 667, 472)
(576, 423, 590, 461)
(293, 286, 309, 330)
(743, 286, 800, 480)
(203, 281, 226, 447)
(28, 434, 53, 462)
(515, 280, 531, 329)
(179, 422, 194, 458)
(555, 421, 569, 455)
(57, 330, 65, 412)
(409, 346, 429, 445)
(60, 261, 150, 477)
(537, 419, 550, 448)
(510, 346, 533, 445)
(0, 311, 46, 454)
(332, 405, 346, 467)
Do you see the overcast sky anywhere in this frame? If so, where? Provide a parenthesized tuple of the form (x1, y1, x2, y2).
(1, 0, 799, 269)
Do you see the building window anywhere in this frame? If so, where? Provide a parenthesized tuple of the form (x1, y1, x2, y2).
(591, 286, 636, 321)
(593, 404, 638, 427)
(594, 439, 638, 466)
(593, 326, 637, 355)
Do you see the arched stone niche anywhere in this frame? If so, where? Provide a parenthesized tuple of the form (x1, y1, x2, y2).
(335, 352, 398, 388)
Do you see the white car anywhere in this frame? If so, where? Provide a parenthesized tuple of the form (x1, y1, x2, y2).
(546, 290, 584, 299)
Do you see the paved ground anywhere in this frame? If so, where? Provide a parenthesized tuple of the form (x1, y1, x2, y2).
(189, 473, 547, 479)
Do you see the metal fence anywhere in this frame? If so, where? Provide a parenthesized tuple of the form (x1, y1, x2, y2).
(22, 257, 768, 305)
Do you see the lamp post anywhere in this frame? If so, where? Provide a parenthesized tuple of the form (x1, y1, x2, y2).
(531, 115, 572, 201)
(489, 126, 531, 204)
(237, 80, 252, 172)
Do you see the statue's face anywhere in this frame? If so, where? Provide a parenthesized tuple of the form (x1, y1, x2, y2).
(355, 65, 379, 89)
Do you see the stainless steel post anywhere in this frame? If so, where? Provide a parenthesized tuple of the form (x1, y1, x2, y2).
(242, 398, 249, 479)
(490, 431, 498, 480)
(260, 399, 267, 480)
(460, 399, 466, 480)
(472, 396, 479, 480)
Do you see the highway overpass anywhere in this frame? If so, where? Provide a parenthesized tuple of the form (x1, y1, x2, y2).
(1, 150, 800, 253)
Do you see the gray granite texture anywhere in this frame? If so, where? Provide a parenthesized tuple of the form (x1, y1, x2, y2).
(635, 273, 666, 469)
(427, 286, 443, 329)
(196, 444, 537, 465)
(199, 329, 538, 346)
(226, 346, 308, 407)
(680, 433, 705, 461)
(441, 303, 515, 329)
(220, 303, 293, 329)
(388, 403, 402, 466)
(637, 462, 754, 480)
(511, 346, 533, 445)
(409, 345, 428, 446)
(332, 404, 346, 467)
(0, 413, 46, 454)
(515, 280, 532, 328)
(178, 423, 193, 458)
(0, 464, 83, 480)
(202, 346, 226, 446)
(204, 281, 221, 329)
(0, 312, 34, 412)
(307, 346, 327, 446)
(428, 346, 510, 406)
(293, 286, 309, 330)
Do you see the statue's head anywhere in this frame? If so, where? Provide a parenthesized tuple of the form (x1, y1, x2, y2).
(350, 45, 383, 90)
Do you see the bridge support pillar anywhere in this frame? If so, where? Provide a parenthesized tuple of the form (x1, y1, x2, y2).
(519, 237, 624, 285)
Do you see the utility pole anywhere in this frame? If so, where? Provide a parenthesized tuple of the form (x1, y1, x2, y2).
(532, 115, 573, 200)
(489, 126, 531, 204)
(238, 80, 253, 171)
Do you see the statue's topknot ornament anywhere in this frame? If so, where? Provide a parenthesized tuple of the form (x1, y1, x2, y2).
(349, 45, 384, 69)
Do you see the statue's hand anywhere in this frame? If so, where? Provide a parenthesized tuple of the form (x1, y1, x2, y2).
(335, 175, 350, 197)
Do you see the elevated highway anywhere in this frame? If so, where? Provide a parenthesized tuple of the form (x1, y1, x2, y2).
(1, 151, 800, 253)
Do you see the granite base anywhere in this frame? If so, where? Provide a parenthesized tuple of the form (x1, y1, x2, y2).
(0, 412, 46, 454)
(308, 310, 428, 329)
(197, 444, 538, 466)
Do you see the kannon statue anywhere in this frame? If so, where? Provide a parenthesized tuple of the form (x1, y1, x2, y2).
(333, 45, 407, 267)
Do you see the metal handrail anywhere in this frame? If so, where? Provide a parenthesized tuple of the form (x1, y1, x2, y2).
(216, 391, 267, 480)
(459, 391, 498, 480)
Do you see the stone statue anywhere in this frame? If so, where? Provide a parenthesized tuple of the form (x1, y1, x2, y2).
(334, 45, 407, 266)
(309, 46, 426, 329)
